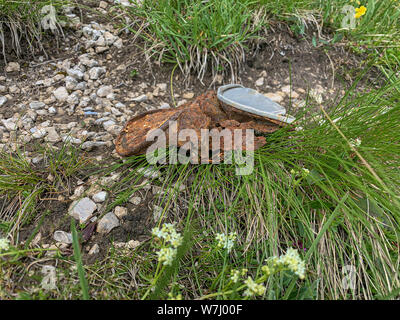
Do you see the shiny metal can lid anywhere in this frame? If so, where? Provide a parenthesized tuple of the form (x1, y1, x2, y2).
(217, 84, 295, 124)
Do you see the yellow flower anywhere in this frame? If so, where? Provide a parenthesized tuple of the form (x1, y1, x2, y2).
(355, 6, 367, 18)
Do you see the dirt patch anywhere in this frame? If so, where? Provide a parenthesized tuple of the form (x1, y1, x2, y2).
(83, 200, 154, 264)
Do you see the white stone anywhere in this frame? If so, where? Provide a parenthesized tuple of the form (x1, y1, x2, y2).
(114, 206, 128, 219)
(183, 92, 194, 99)
(79, 54, 98, 68)
(157, 83, 167, 91)
(65, 76, 78, 90)
(8, 85, 19, 94)
(63, 135, 81, 145)
(113, 38, 123, 49)
(95, 36, 105, 47)
(88, 243, 100, 255)
(103, 32, 117, 45)
(29, 101, 45, 110)
(177, 99, 187, 107)
(281, 85, 299, 98)
(132, 94, 147, 102)
(95, 46, 109, 53)
(96, 212, 120, 234)
(92, 191, 107, 203)
(255, 77, 264, 86)
(310, 89, 323, 104)
(0, 96, 7, 107)
(97, 85, 113, 97)
(115, 102, 125, 109)
(115, 0, 141, 6)
(45, 127, 61, 143)
(110, 107, 122, 116)
(281, 85, 291, 94)
(70, 185, 85, 200)
(31, 127, 47, 139)
(126, 240, 140, 249)
(75, 82, 87, 90)
(105, 124, 122, 135)
(103, 120, 116, 130)
(36, 109, 48, 116)
(66, 94, 79, 106)
(32, 156, 44, 164)
(88, 67, 106, 80)
(1, 118, 17, 131)
(53, 231, 73, 244)
(53, 87, 69, 102)
(129, 196, 141, 205)
(5, 62, 20, 73)
(159, 103, 170, 109)
(69, 197, 97, 224)
(67, 68, 84, 80)
(41, 265, 57, 290)
(81, 141, 107, 150)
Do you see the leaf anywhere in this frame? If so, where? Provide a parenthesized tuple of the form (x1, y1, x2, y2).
(82, 221, 97, 243)
(312, 36, 317, 47)
(71, 218, 90, 300)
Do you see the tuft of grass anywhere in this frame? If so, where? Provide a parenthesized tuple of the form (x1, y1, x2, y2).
(0, 0, 74, 61)
(0, 141, 89, 241)
(123, 0, 262, 83)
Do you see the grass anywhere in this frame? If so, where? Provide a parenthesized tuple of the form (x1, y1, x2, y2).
(71, 218, 89, 300)
(122, 0, 263, 83)
(120, 0, 400, 81)
(0, 141, 89, 240)
(1, 0, 400, 300)
(0, 0, 76, 61)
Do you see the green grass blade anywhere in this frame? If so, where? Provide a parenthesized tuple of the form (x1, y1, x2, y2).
(71, 218, 90, 300)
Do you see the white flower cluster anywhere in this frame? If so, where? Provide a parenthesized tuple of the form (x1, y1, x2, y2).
(152, 223, 183, 266)
(152, 223, 183, 248)
(290, 168, 310, 177)
(267, 248, 306, 279)
(0, 238, 10, 252)
(215, 232, 237, 253)
(156, 247, 177, 266)
(243, 276, 265, 297)
(349, 138, 362, 148)
(230, 268, 248, 283)
(167, 292, 183, 300)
